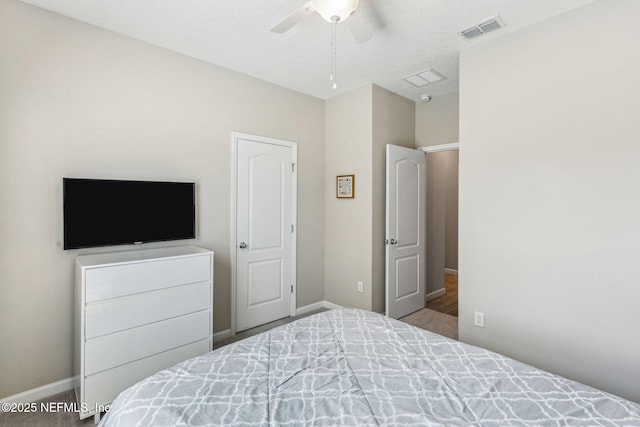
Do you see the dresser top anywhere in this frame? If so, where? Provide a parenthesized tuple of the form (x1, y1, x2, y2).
(76, 245, 212, 268)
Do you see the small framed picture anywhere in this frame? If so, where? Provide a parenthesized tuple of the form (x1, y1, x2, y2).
(336, 175, 355, 199)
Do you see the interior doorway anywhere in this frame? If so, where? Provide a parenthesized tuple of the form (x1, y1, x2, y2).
(420, 144, 459, 317)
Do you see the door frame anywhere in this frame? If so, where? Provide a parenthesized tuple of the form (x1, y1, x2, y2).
(419, 142, 459, 154)
(230, 132, 298, 336)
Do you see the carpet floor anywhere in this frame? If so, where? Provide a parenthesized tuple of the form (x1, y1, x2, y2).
(399, 307, 458, 340)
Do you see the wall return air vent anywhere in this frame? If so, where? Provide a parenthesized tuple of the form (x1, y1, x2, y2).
(459, 15, 505, 39)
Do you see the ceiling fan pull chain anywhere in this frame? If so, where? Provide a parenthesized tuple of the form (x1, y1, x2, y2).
(331, 19, 337, 89)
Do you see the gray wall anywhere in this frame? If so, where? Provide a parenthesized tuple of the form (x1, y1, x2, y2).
(416, 92, 459, 147)
(426, 150, 459, 295)
(459, 0, 640, 402)
(372, 85, 416, 312)
(444, 151, 459, 270)
(324, 84, 414, 312)
(417, 92, 460, 295)
(0, 0, 325, 399)
(426, 153, 446, 295)
(324, 86, 374, 310)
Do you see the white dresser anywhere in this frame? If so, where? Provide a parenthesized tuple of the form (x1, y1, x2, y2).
(74, 246, 213, 422)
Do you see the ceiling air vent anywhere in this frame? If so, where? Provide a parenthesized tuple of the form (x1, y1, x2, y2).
(403, 68, 446, 88)
(459, 15, 505, 40)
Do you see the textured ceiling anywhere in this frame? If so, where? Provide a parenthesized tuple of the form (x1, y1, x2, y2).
(19, 0, 596, 101)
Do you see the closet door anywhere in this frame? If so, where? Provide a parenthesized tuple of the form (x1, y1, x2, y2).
(234, 134, 297, 332)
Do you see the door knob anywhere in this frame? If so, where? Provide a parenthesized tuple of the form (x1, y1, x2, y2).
(239, 242, 247, 249)
(389, 239, 398, 245)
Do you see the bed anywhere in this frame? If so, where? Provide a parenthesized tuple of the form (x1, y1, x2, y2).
(100, 309, 640, 426)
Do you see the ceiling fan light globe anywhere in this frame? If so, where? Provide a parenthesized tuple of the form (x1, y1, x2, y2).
(312, 0, 359, 23)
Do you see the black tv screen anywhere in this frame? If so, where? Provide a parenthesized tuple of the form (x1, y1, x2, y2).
(63, 178, 195, 250)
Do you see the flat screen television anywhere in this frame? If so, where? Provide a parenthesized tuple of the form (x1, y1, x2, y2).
(63, 178, 196, 250)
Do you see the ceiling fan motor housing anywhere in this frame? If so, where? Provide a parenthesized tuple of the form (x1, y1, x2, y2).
(312, 0, 359, 23)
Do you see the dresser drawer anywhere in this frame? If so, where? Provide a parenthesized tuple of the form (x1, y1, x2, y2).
(82, 339, 210, 416)
(85, 281, 211, 339)
(84, 310, 210, 376)
(85, 255, 210, 302)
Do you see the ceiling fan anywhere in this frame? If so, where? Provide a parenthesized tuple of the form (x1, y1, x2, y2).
(271, 0, 375, 89)
(271, 0, 373, 43)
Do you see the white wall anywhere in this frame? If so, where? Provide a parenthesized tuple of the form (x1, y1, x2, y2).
(0, 0, 325, 399)
(459, 0, 640, 402)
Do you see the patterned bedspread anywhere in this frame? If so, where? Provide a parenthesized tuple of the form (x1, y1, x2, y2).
(100, 309, 640, 426)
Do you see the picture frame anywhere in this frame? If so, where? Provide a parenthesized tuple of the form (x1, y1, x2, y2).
(336, 175, 355, 199)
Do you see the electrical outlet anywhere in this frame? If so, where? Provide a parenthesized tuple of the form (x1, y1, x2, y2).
(474, 311, 485, 328)
(357, 281, 364, 293)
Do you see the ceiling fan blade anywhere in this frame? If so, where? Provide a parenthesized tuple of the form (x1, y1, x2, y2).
(346, 11, 373, 43)
(361, 0, 385, 31)
(271, 1, 315, 33)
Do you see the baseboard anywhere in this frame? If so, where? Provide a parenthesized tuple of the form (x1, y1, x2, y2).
(426, 288, 446, 302)
(295, 301, 326, 316)
(213, 329, 231, 343)
(444, 268, 458, 275)
(296, 300, 342, 316)
(0, 377, 75, 404)
(321, 300, 342, 310)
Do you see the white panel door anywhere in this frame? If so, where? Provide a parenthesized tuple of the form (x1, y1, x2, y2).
(385, 144, 426, 319)
(236, 137, 295, 332)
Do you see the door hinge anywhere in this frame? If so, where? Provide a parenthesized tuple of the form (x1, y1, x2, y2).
(291, 224, 294, 233)
(292, 163, 296, 172)
(291, 284, 294, 293)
